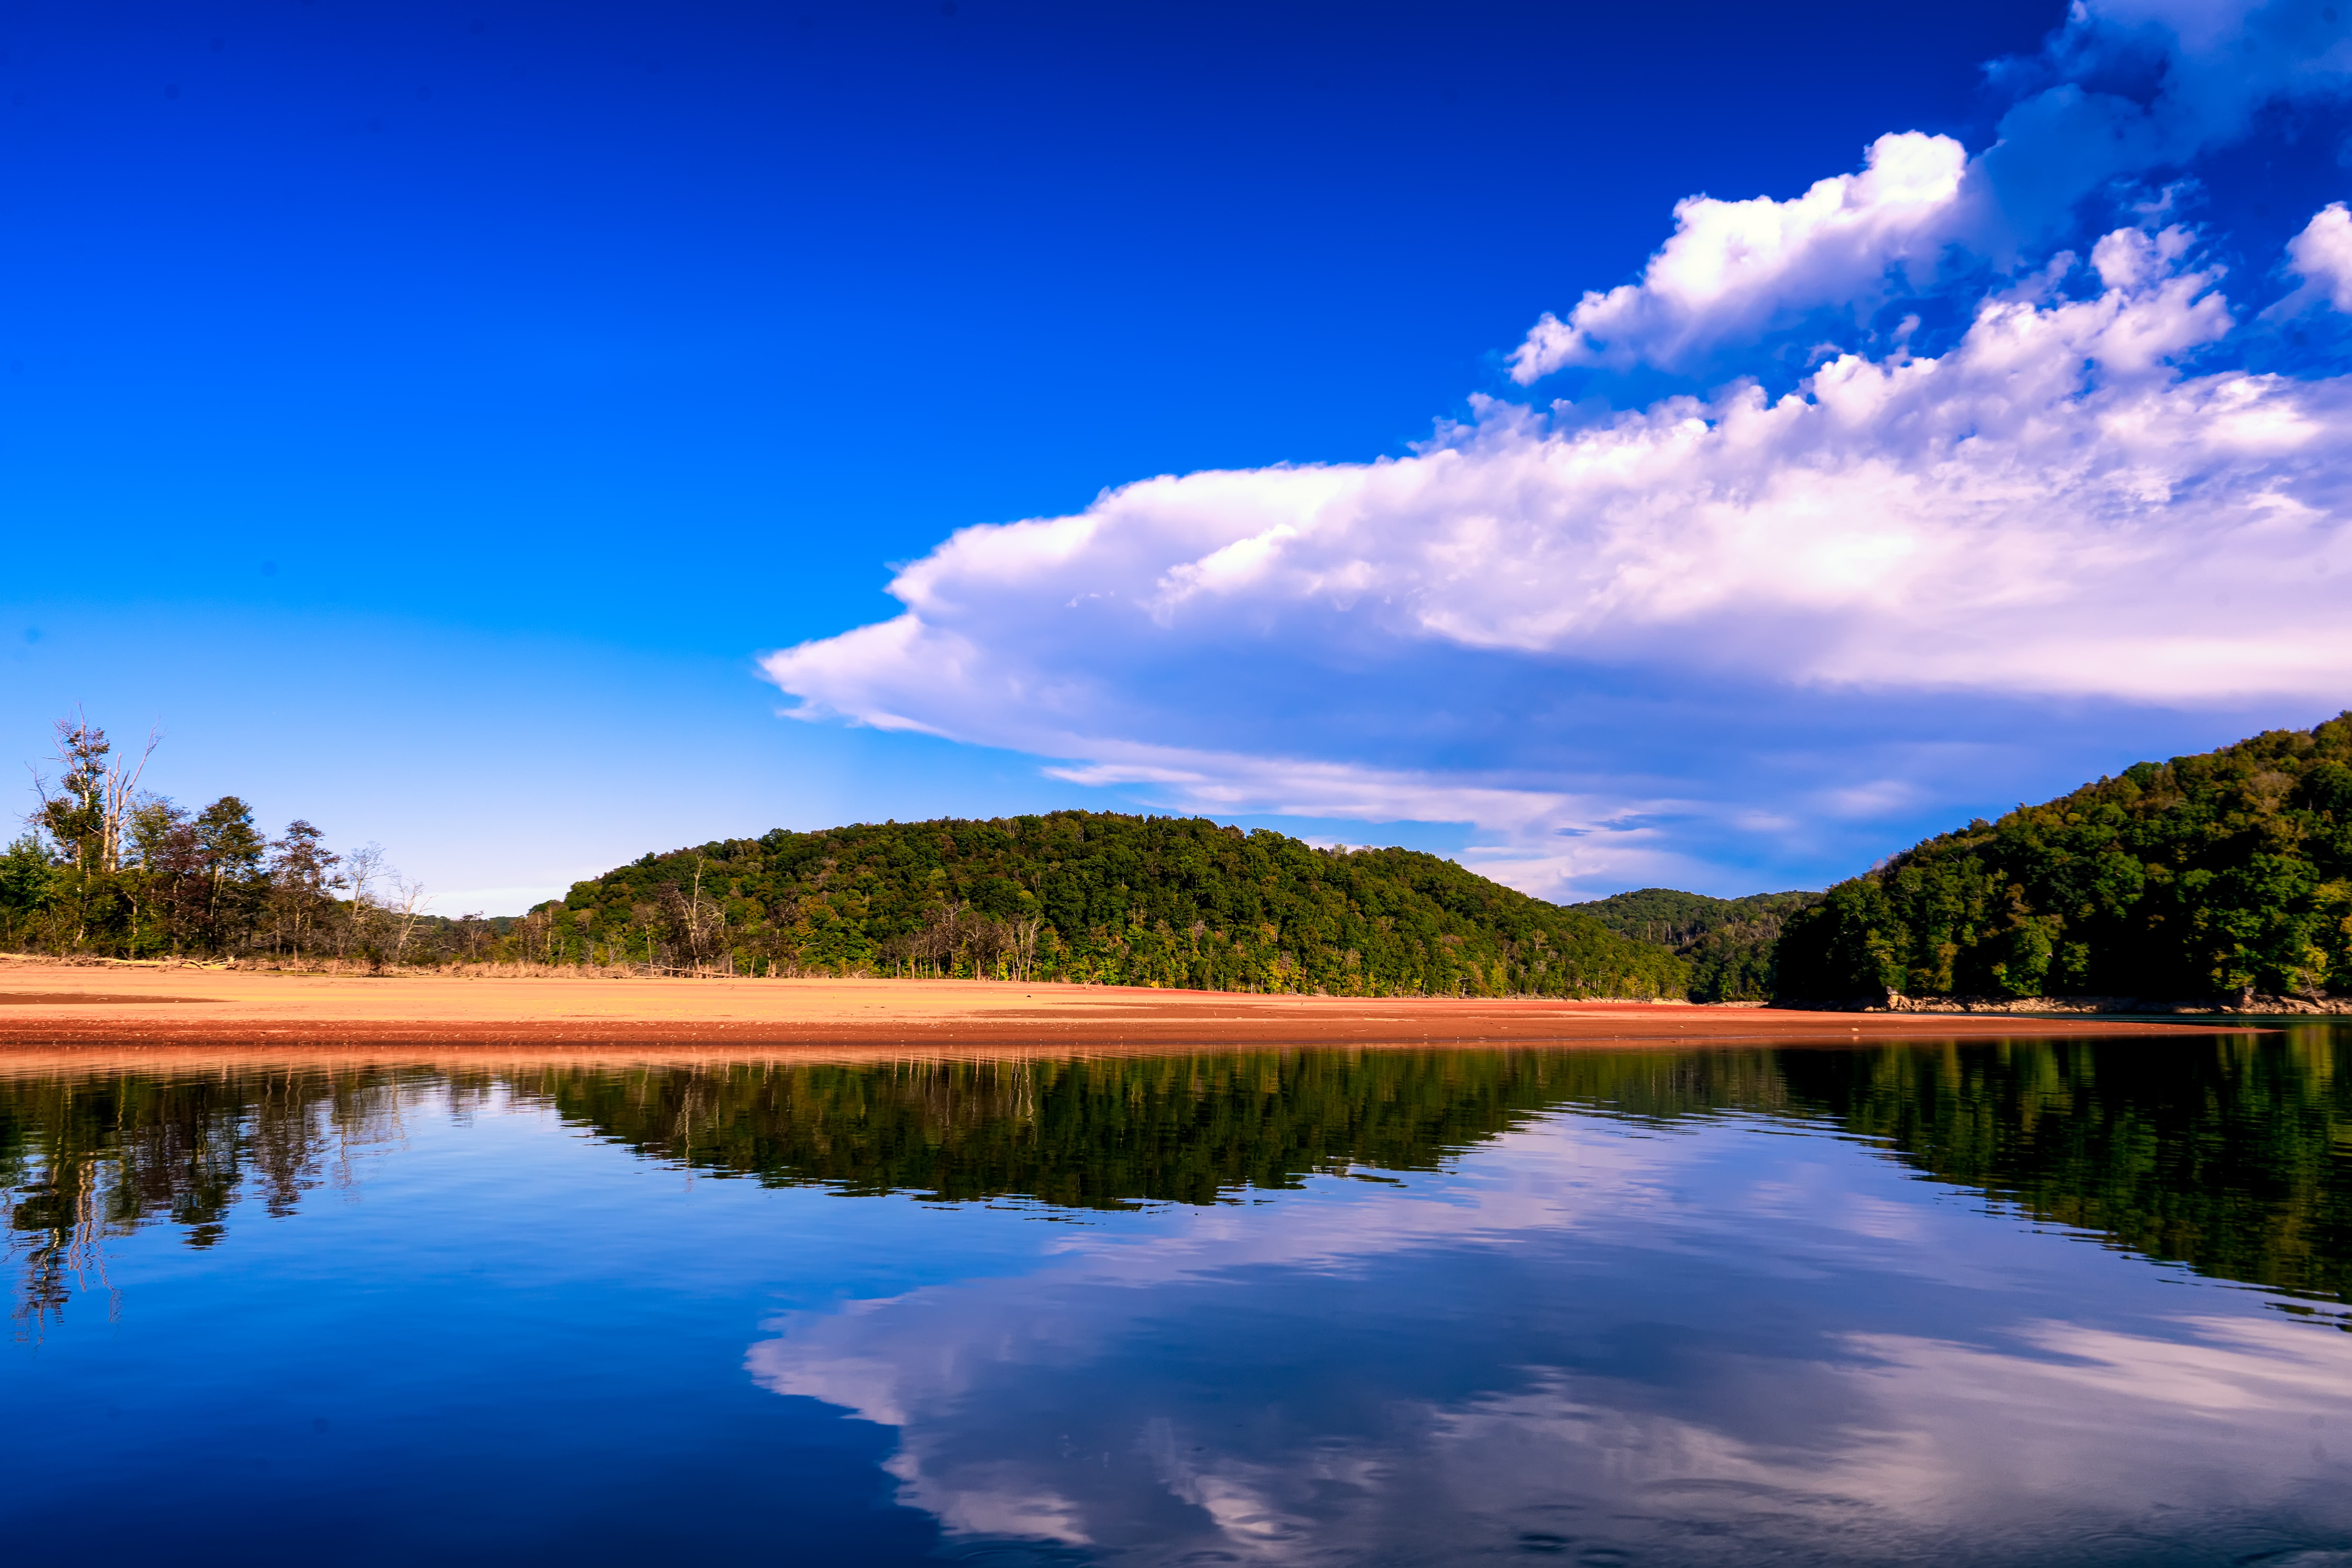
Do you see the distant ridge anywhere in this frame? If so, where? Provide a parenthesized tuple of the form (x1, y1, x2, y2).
(558, 710, 2352, 1007)
(1572, 887, 1823, 1003)
(562, 810, 1687, 998)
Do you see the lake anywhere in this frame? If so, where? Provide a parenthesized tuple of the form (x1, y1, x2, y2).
(5, 1026, 2351, 1565)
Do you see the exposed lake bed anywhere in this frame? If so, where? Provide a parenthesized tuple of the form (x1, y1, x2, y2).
(0, 962, 2228, 1049)
(5, 1027, 2349, 1564)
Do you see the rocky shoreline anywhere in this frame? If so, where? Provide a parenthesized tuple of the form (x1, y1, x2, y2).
(1783, 990, 2352, 1017)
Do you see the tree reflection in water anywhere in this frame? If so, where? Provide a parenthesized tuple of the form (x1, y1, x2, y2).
(5, 1028, 2346, 1332)
(0, 1066, 430, 1338)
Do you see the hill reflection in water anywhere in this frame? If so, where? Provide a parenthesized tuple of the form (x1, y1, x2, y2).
(6, 1030, 2352, 1565)
(10, 1033, 2347, 1310)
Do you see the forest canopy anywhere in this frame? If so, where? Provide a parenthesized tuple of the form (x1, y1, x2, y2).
(561, 813, 1688, 998)
(1571, 886, 1822, 1003)
(1774, 713, 2352, 1003)
(24, 706, 2346, 1005)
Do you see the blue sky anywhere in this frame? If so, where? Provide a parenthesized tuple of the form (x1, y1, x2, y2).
(5, 0, 2349, 912)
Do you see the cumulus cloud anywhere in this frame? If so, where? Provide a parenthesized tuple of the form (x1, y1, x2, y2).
(762, 221, 2351, 890)
(2282, 201, 2352, 313)
(780, 232, 2329, 714)
(1507, 132, 1971, 381)
(754, 5, 2352, 898)
(1509, 1, 2352, 384)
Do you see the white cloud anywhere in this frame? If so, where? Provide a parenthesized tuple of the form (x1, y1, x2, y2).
(1037, 742, 1690, 884)
(744, 1118, 2352, 1564)
(1506, 3, 2352, 385)
(1507, 132, 1971, 381)
(761, 222, 2351, 891)
(754, 9, 2352, 899)
(2282, 201, 2352, 313)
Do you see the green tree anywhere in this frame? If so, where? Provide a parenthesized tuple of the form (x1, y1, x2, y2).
(0, 835, 56, 946)
(194, 796, 267, 951)
(265, 820, 343, 959)
(1573, 886, 1824, 1000)
(560, 812, 1689, 998)
(1775, 713, 2352, 1002)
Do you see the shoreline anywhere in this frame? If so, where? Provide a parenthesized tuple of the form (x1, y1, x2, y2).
(0, 962, 2266, 1054)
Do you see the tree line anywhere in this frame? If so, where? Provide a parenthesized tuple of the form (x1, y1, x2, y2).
(0, 713, 514, 965)
(1565, 712, 2352, 1007)
(23, 705, 2337, 1003)
(1774, 713, 2352, 1004)
(557, 811, 1690, 997)
(1569, 886, 1824, 1002)
(2, 714, 1688, 993)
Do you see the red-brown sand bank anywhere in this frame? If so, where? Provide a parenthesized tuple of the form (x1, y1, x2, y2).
(0, 961, 2251, 1057)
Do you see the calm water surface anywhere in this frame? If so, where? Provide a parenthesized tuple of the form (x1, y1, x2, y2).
(6, 1027, 2352, 1565)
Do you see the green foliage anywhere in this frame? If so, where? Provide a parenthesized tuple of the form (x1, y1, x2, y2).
(1775, 713, 2352, 1001)
(1574, 886, 1822, 1001)
(0, 836, 56, 946)
(32, 719, 111, 872)
(563, 812, 1688, 997)
(9, 713, 463, 962)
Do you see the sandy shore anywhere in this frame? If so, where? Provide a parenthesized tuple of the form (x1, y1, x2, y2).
(0, 960, 2247, 1054)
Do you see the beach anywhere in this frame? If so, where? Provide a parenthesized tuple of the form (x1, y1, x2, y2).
(0, 959, 2236, 1052)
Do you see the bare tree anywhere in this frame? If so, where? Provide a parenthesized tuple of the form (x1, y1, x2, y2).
(340, 842, 389, 955)
(387, 874, 432, 965)
(660, 858, 729, 972)
(965, 914, 1005, 980)
(517, 908, 551, 964)
(452, 911, 490, 961)
(916, 901, 967, 976)
(28, 710, 159, 874)
(1007, 916, 1042, 982)
(897, 901, 1035, 980)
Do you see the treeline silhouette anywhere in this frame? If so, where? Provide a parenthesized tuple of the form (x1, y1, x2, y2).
(9, 1030, 2351, 1334)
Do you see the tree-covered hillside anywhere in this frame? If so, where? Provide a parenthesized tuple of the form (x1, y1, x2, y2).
(560, 812, 1688, 998)
(1774, 714, 2352, 1003)
(1573, 887, 1823, 1002)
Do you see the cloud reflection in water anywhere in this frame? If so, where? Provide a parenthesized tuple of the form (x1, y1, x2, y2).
(749, 1115, 2352, 1565)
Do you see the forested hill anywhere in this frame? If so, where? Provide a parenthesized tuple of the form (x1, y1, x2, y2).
(1572, 887, 1824, 1003)
(560, 812, 1688, 998)
(1774, 713, 2352, 1003)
